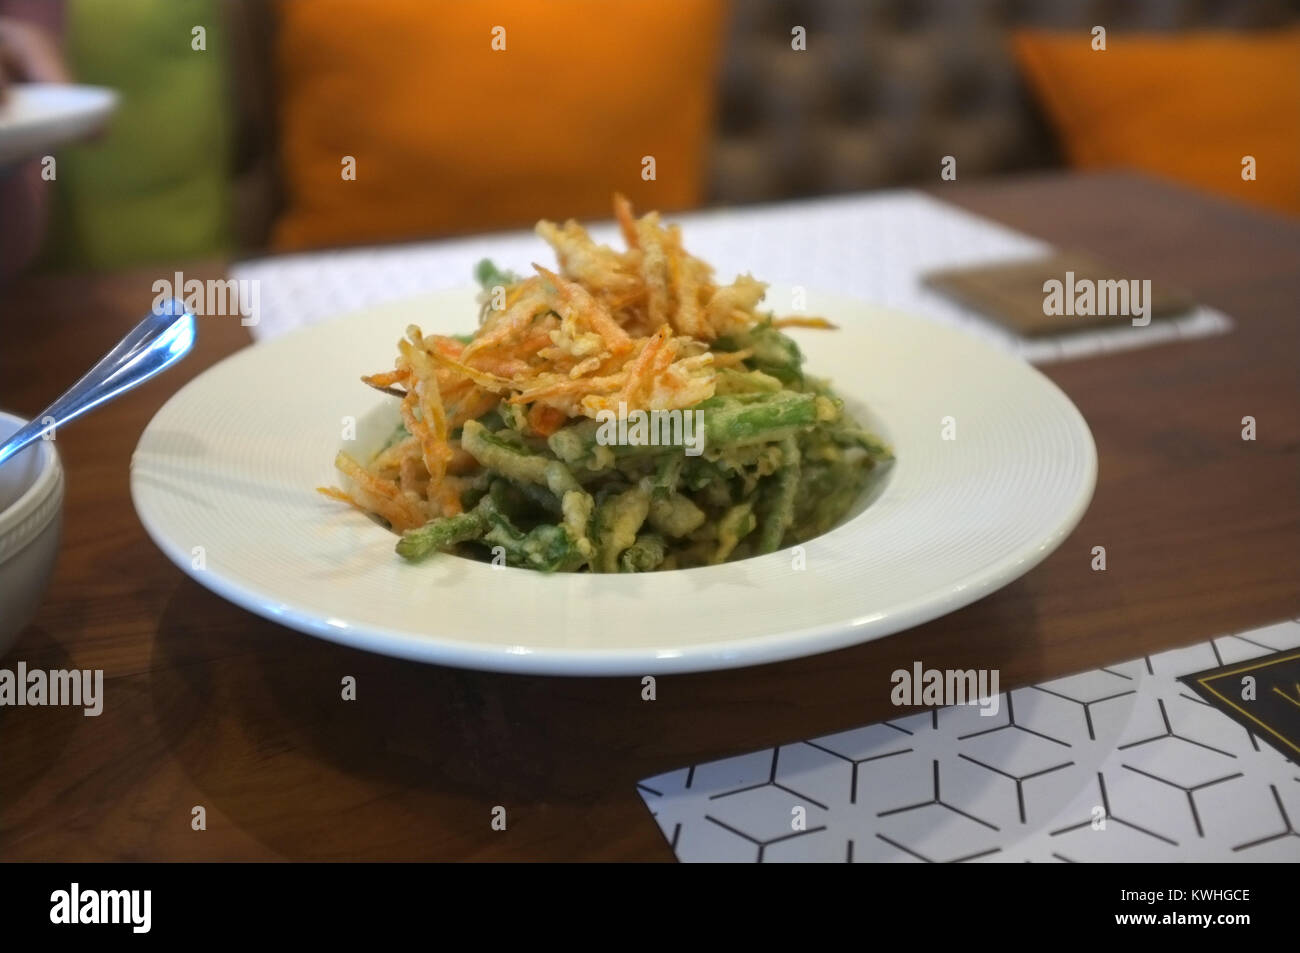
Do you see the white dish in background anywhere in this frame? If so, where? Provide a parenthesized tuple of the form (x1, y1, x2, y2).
(0, 412, 63, 658)
(0, 83, 117, 166)
(130, 287, 1096, 675)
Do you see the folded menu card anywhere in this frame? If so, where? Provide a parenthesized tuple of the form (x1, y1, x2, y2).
(637, 619, 1300, 862)
(923, 251, 1197, 337)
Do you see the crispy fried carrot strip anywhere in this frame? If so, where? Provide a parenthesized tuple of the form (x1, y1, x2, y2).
(527, 403, 568, 437)
(709, 348, 754, 367)
(399, 454, 423, 497)
(509, 323, 561, 355)
(432, 479, 463, 516)
(445, 446, 479, 475)
(771, 316, 838, 330)
(425, 347, 514, 393)
(612, 325, 670, 405)
(320, 484, 424, 531)
(507, 372, 626, 403)
(361, 368, 410, 388)
(613, 192, 639, 249)
(469, 355, 532, 378)
(399, 393, 437, 484)
(425, 335, 467, 360)
(372, 435, 419, 470)
(533, 264, 633, 355)
(567, 354, 604, 378)
(647, 335, 677, 379)
(603, 287, 646, 312)
(335, 451, 410, 505)
(396, 358, 452, 506)
(463, 312, 531, 360)
(436, 375, 475, 403)
(331, 453, 424, 530)
(667, 225, 704, 338)
(634, 216, 671, 331)
(361, 367, 412, 398)
(399, 337, 452, 468)
(445, 387, 500, 429)
(463, 278, 542, 359)
(317, 485, 364, 509)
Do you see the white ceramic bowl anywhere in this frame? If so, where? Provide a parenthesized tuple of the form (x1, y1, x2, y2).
(0, 411, 63, 657)
(0, 83, 119, 166)
(132, 287, 1096, 675)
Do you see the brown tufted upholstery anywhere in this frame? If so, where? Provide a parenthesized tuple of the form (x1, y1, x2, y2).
(708, 0, 1300, 203)
(226, 0, 1300, 249)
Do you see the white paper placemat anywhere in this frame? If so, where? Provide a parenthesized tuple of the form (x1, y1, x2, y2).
(232, 190, 1231, 362)
(636, 620, 1300, 862)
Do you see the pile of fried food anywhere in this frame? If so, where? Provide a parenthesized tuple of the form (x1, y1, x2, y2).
(320, 196, 891, 572)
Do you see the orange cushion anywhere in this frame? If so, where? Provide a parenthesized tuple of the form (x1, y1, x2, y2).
(1013, 29, 1300, 217)
(272, 0, 727, 250)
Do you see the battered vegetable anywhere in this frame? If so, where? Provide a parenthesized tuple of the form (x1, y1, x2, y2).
(320, 197, 891, 571)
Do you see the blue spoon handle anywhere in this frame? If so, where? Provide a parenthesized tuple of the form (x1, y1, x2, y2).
(0, 299, 196, 468)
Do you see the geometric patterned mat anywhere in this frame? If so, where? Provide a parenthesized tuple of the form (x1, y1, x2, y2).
(637, 620, 1300, 862)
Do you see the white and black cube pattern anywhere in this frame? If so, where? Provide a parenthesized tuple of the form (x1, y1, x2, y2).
(637, 620, 1300, 862)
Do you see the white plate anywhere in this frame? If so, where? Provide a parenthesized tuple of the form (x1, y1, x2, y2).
(131, 288, 1096, 674)
(0, 83, 117, 166)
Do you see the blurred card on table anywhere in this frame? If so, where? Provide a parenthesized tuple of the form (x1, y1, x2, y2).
(923, 251, 1196, 337)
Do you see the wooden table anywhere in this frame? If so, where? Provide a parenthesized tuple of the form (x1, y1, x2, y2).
(1, 172, 1296, 860)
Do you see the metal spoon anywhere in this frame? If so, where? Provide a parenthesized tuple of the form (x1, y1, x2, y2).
(0, 298, 195, 468)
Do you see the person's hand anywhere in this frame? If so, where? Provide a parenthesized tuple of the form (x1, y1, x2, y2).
(0, 16, 70, 104)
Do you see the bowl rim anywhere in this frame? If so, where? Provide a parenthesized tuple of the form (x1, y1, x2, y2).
(130, 286, 1099, 674)
(0, 410, 64, 563)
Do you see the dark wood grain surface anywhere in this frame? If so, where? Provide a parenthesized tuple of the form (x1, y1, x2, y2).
(0, 172, 1296, 860)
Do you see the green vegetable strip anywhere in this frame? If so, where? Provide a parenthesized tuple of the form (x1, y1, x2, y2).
(758, 437, 801, 553)
(549, 392, 821, 461)
(461, 419, 582, 495)
(697, 392, 818, 446)
(647, 492, 707, 538)
(545, 421, 594, 464)
(474, 258, 520, 290)
(515, 480, 563, 515)
(712, 502, 757, 563)
(461, 419, 550, 483)
(791, 459, 872, 541)
(715, 324, 804, 384)
(396, 507, 489, 562)
(594, 486, 651, 573)
(823, 417, 894, 460)
(651, 453, 685, 499)
(546, 418, 678, 468)
(478, 495, 583, 572)
(619, 533, 667, 573)
(681, 455, 726, 492)
(560, 490, 597, 564)
(714, 367, 783, 394)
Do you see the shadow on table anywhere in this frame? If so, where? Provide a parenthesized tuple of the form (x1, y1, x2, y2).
(148, 575, 1044, 858)
(0, 626, 84, 823)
